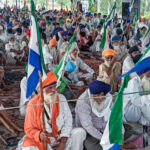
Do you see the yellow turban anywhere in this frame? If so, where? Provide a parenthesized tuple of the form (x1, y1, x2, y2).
(102, 49, 116, 57)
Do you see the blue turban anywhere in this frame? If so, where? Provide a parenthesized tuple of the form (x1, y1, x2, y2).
(26, 19, 30, 23)
(41, 23, 46, 27)
(69, 27, 75, 32)
(52, 17, 56, 21)
(112, 36, 120, 42)
(7, 23, 13, 28)
(80, 25, 85, 31)
(126, 19, 130, 23)
(65, 61, 76, 73)
(56, 27, 64, 32)
(86, 13, 92, 17)
(136, 67, 150, 76)
(61, 31, 68, 37)
(97, 25, 102, 29)
(72, 22, 76, 26)
(89, 80, 111, 95)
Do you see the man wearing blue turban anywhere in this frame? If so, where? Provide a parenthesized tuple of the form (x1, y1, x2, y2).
(75, 80, 136, 149)
(75, 80, 112, 150)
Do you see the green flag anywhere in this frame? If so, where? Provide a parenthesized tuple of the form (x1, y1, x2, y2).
(53, 32, 76, 92)
(132, 10, 138, 27)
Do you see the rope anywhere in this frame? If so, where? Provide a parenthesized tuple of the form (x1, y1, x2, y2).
(1, 90, 150, 111)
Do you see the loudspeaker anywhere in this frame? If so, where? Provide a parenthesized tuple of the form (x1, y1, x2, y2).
(122, 2, 130, 19)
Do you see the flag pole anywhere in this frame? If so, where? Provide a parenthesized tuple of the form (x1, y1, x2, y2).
(38, 71, 47, 150)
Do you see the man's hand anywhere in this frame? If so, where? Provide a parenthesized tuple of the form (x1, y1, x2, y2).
(16, 50, 23, 55)
(53, 142, 65, 150)
(39, 131, 49, 142)
(110, 57, 117, 67)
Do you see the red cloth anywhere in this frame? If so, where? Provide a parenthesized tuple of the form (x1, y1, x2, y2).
(79, 34, 89, 46)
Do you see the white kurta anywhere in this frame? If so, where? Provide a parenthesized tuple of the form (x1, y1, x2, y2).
(69, 56, 94, 81)
(123, 76, 150, 125)
(122, 55, 138, 79)
(43, 44, 53, 71)
(18, 94, 86, 150)
(19, 76, 39, 117)
(5, 42, 24, 65)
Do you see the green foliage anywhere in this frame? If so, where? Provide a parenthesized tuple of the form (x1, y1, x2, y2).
(88, 1, 97, 13)
(56, 0, 71, 7)
(143, 12, 150, 18)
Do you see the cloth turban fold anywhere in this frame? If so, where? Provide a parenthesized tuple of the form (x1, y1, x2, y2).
(102, 49, 116, 57)
(89, 80, 111, 95)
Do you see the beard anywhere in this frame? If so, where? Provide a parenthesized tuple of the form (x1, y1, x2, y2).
(141, 75, 150, 91)
(70, 53, 77, 61)
(43, 91, 58, 105)
(104, 59, 111, 67)
(9, 41, 16, 46)
(113, 45, 120, 52)
(66, 23, 71, 29)
(90, 95, 105, 112)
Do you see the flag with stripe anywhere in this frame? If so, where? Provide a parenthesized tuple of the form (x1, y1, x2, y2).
(100, 3, 116, 50)
(101, 44, 150, 150)
(127, 0, 135, 14)
(53, 32, 76, 90)
(26, 0, 46, 98)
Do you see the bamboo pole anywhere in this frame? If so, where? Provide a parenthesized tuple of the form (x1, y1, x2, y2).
(38, 71, 47, 150)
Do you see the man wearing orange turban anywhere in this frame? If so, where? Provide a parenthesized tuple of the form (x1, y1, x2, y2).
(19, 71, 86, 150)
(98, 48, 121, 93)
(48, 39, 58, 65)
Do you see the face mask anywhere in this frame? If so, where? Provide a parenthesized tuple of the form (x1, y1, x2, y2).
(80, 31, 85, 37)
(7, 29, 13, 33)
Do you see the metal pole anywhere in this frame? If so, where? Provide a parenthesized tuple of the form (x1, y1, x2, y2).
(6, 0, 7, 7)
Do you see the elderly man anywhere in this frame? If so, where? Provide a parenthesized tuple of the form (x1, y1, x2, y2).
(68, 42, 94, 83)
(5, 35, 24, 65)
(49, 39, 58, 64)
(75, 80, 136, 150)
(122, 46, 141, 79)
(57, 31, 68, 49)
(123, 68, 150, 126)
(98, 49, 121, 93)
(18, 72, 86, 150)
(111, 36, 128, 63)
(75, 80, 112, 150)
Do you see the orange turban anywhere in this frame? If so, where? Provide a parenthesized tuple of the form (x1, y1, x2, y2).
(13, 21, 18, 26)
(73, 17, 77, 21)
(42, 71, 57, 88)
(40, 20, 45, 24)
(54, 15, 58, 19)
(102, 49, 116, 57)
(49, 39, 58, 46)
